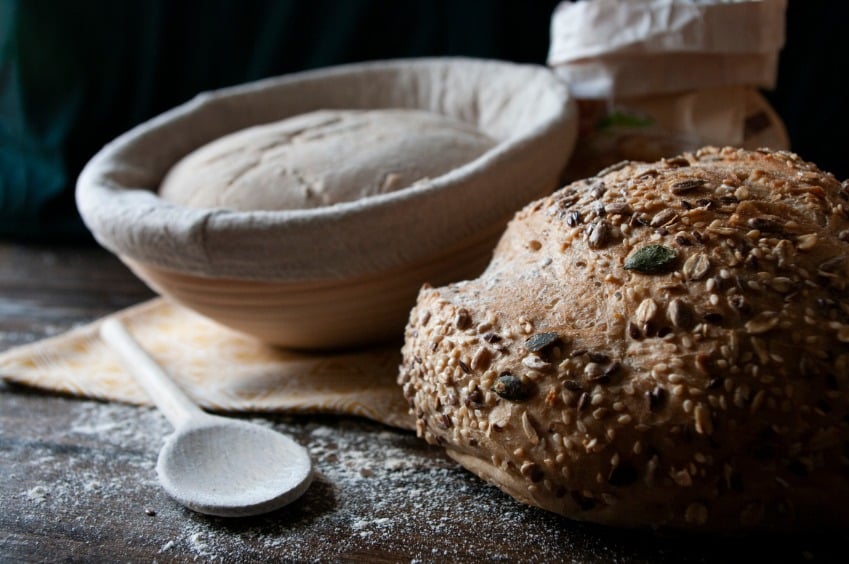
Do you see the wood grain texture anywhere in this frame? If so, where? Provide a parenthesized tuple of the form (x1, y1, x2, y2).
(1, 242, 846, 562)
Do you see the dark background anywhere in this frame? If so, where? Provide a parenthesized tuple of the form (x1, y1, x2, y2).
(1, 0, 845, 241)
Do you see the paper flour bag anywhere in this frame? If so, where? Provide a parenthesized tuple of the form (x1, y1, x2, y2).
(548, 0, 789, 180)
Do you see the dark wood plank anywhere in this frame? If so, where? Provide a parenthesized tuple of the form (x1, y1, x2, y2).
(0, 244, 154, 349)
(1, 242, 847, 562)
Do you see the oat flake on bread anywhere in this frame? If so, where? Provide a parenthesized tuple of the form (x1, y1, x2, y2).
(399, 146, 849, 531)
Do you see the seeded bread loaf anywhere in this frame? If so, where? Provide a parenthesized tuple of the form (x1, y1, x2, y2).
(159, 109, 495, 211)
(399, 147, 849, 531)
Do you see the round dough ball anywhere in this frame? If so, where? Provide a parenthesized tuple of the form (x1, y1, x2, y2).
(399, 147, 849, 531)
(159, 109, 496, 211)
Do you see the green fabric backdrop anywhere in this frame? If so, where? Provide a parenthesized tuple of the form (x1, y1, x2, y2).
(0, 0, 559, 239)
(1, 0, 845, 241)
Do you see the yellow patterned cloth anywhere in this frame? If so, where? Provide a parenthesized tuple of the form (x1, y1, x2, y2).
(0, 299, 413, 430)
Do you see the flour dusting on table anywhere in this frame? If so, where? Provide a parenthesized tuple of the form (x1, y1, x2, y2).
(5, 393, 839, 562)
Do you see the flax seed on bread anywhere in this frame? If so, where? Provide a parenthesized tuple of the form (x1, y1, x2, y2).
(398, 146, 849, 531)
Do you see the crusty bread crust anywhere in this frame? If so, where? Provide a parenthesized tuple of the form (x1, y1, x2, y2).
(399, 147, 849, 531)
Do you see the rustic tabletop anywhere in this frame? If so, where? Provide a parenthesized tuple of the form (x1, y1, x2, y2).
(1, 241, 846, 562)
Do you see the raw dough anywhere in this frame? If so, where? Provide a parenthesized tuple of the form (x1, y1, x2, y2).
(159, 109, 496, 211)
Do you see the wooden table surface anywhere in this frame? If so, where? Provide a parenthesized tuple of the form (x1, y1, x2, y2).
(1, 241, 846, 563)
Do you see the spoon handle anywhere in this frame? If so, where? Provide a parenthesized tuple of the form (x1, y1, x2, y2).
(99, 318, 205, 428)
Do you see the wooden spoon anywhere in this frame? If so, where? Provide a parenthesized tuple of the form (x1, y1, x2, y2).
(99, 318, 312, 517)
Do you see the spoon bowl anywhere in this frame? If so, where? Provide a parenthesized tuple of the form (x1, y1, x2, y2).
(157, 416, 313, 517)
(99, 318, 313, 517)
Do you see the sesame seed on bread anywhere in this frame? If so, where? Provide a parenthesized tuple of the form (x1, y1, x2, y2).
(398, 146, 849, 531)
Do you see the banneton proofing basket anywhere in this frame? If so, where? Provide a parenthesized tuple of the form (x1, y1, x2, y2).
(77, 58, 578, 349)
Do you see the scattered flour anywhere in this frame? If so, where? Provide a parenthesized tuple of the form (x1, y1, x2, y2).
(9, 395, 839, 561)
(188, 531, 214, 560)
(25, 485, 49, 504)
